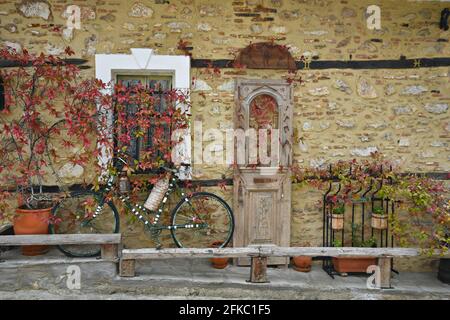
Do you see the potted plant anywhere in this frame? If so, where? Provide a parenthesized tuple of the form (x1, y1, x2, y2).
(371, 206, 387, 230)
(0, 48, 108, 255)
(331, 204, 345, 230)
(332, 230, 378, 274)
(210, 241, 229, 269)
(291, 241, 312, 272)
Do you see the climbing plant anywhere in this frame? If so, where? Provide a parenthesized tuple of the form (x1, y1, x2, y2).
(292, 152, 449, 254)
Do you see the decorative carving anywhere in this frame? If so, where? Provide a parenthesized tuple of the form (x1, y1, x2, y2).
(234, 42, 296, 70)
(255, 194, 272, 241)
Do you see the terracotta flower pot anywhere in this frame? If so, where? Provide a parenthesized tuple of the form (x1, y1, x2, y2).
(13, 207, 52, 256)
(371, 213, 388, 230)
(332, 257, 377, 273)
(292, 256, 312, 272)
(331, 214, 344, 230)
(209, 241, 229, 269)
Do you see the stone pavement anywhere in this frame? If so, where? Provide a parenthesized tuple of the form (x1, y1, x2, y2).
(0, 248, 448, 300)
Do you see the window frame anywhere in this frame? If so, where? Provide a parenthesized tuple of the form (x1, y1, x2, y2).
(115, 74, 175, 172)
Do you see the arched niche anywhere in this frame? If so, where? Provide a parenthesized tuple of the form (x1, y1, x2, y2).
(234, 79, 293, 167)
(234, 42, 297, 70)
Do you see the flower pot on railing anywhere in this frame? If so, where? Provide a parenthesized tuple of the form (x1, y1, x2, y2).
(13, 206, 52, 256)
(331, 214, 344, 230)
(371, 207, 387, 230)
(331, 205, 345, 230)
(371, 214, 388, 230)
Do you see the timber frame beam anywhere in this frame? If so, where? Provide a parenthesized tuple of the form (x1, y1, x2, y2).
(191, 57, 450, 70)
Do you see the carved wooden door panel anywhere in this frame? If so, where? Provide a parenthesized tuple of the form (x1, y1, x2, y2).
(248, 191, 276, 245)
(234, 169, 291, 265)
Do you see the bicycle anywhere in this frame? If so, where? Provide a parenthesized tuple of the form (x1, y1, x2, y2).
(49, 156, 234, 257)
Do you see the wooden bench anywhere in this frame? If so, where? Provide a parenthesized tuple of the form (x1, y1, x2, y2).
(0, 234, 121, 261)
(119, 245, 445, 288)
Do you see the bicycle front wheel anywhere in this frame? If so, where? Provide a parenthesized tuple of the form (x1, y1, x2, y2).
(49, 191, 120, 257)
(170, 192, 234, 248)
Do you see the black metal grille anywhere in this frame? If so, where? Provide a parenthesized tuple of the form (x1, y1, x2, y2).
(322, 165, 398, 278)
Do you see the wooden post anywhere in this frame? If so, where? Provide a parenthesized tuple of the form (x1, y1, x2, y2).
(249, 256, 269, 283)
(120, 259, 136, 277)
(378, 257, 392, 289)
(101, 244, 118, 261)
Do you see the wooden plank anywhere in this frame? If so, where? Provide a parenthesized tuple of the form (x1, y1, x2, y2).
(0, 58, 89, 68)
(121, 247, 260, 260)
(258, 246, 424, 257)
(191, 57, 450, 70)
(121, 246, 448, 260)
(0, 234, 121, 246)
(101, 244, 119, 261)
(378, 257, 392, 289)
(249, 257, 269, 283)
(119, 259, 136, 277)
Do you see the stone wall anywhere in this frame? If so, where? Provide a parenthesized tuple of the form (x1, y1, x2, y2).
(1, 0, 449, 271)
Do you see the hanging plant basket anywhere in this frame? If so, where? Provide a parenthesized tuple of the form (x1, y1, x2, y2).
(331, 214, 344, 230)
(371, 213, 388, 230)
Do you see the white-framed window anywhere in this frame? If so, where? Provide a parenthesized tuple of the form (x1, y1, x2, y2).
(95, 48, 191, 179)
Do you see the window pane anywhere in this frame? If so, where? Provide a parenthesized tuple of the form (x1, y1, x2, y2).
(116, 75, 173, 166)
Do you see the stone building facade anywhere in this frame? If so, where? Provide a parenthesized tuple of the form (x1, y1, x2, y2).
(1, 0, 449, 271)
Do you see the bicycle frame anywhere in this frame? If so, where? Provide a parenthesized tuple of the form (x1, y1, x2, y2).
(89, 167, 207, 246)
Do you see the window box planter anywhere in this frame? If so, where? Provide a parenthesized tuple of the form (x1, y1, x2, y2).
(332, 257, 377, 273)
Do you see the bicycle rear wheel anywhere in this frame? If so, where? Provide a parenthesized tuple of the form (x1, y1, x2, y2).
(170, 192, 234, 248)
(49, 191, 120, 257)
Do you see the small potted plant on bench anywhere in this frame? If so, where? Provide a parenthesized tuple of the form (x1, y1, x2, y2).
(371, 206, 388, 230)
(0, 48, 107, 255)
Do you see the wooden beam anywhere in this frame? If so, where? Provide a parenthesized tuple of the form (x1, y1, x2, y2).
(258, 246, 426, 258)
(0, 58, 89, 68)
(0, 171, 448, 193)
(191, 57, 450, 70)
(0, 234, 121, 246)
(121, 246, 446, 260)
(100, 244, 119, 261)
(119, 259, 136, 277)
(378, 257, 392, 289)
(121, 247, 260, 260)
(249, 256, 269, 283)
